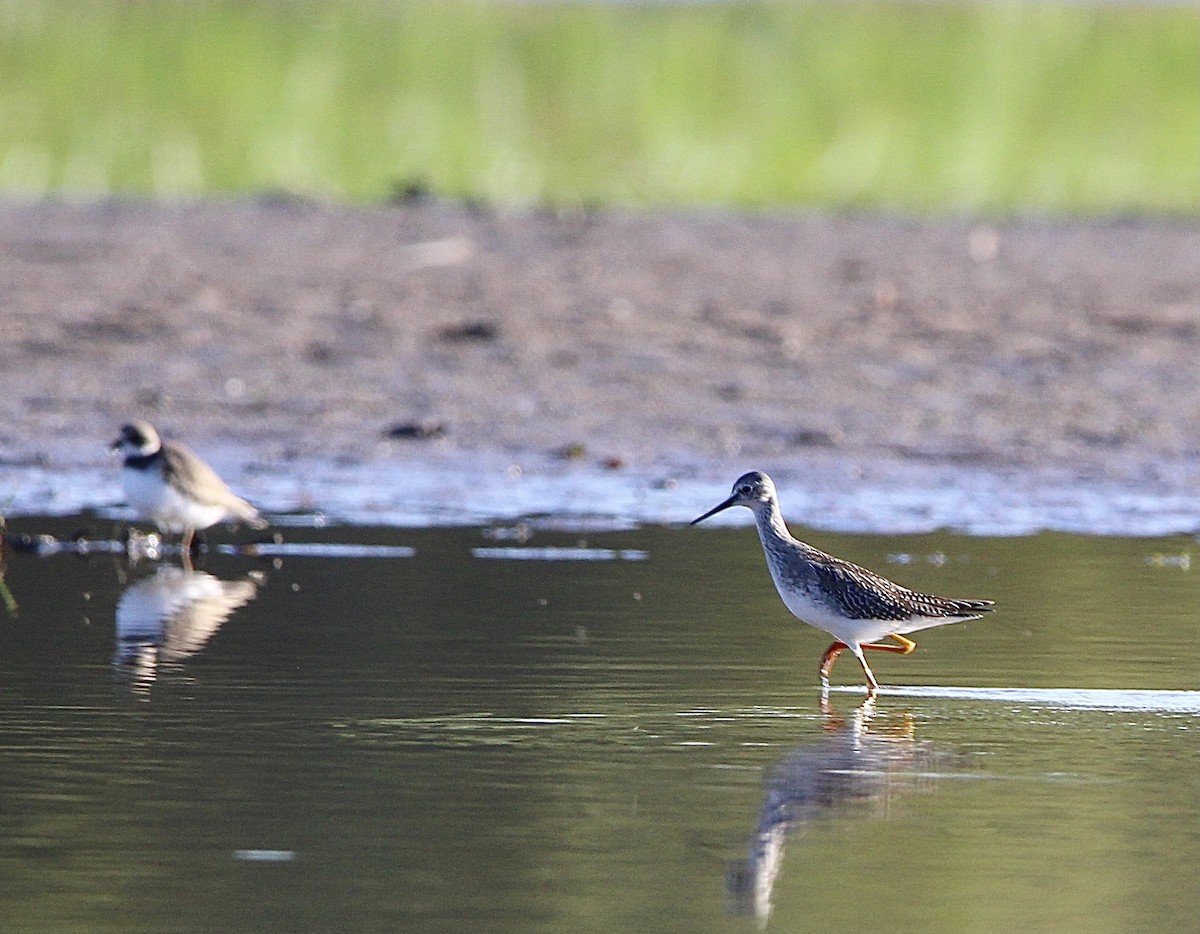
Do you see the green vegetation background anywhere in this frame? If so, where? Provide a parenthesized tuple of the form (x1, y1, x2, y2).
(1, 0, 1197, 212)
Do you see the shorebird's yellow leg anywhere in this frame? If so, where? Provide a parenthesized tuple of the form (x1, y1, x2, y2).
(819, 642, 880, 696)
(857, 655, 880, 696)
(819, 642, 848, 682)
(862, 634, 916, 655)
(821, 636, 914, 696)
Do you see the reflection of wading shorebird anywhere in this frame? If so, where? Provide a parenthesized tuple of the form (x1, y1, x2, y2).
(114, 565, 263, 691)
(112, 420, 268, 556)
(691, 471, 994, 694)
(727, 697, 941, 923)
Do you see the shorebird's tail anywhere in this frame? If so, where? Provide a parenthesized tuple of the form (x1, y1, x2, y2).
(895, 598, 994, 637)
(228, 496, 269, 531)
(947, 598, 995, 616)
(902, 595, 995, 628)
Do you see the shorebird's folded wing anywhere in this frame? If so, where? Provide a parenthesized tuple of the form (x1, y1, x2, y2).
(809, 557, 994, 622)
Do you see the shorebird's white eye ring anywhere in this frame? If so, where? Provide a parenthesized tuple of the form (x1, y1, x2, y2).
(738, 484, 753, 496)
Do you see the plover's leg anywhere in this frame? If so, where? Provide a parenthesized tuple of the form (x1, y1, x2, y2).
(181, 529, 196, 571)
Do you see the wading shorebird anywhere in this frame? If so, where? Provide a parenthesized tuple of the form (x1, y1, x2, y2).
(691, 471, 994, 695)
(112, 420, 268, 557)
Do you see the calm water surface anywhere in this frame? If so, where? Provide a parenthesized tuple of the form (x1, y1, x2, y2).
(1, 518, 1197, 933)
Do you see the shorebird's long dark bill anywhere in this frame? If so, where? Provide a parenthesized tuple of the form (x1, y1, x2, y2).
(690, 495, 738, 525)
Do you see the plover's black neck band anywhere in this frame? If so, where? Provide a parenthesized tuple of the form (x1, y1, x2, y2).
(123, 452, 161, 470)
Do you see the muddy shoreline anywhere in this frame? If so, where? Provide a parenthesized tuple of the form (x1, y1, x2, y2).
(2, 201, 1199, 531)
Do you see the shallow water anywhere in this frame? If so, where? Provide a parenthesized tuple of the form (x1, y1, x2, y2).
(1, 517, 1198, 933)
(9, 452, 1200, 536)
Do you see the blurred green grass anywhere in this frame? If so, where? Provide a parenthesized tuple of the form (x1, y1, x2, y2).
(0, 0, 1196, 212)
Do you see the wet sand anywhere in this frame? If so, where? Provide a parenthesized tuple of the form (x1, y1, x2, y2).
(2, 200, 1199, 529)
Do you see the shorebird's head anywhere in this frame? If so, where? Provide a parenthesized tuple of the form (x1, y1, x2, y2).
(690, 471, 777, 524)
(111, 420, 162, 457)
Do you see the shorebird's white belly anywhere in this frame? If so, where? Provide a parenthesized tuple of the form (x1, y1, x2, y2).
(122, 467, 226, 533)
(773, 579, 973, 646)
(774, 584, 898, 646)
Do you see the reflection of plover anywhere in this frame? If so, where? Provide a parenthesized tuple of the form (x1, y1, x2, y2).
(114, 565, 263, 692)
(111, 420, 268, 554)
(691, 471, 993, 695)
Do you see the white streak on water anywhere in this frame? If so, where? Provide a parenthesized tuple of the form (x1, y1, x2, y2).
(233, 849, 296, 862)
(215, 542, 416, 559)
(829, 685, 1200, 713)
(472, 546, 648, 561)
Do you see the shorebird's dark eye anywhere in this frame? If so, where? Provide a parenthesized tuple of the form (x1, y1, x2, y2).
(738, 485, 753, 496)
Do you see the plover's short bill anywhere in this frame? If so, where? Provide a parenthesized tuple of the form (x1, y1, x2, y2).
(691, 471, 994, 695)
(111, 420, 268, 555)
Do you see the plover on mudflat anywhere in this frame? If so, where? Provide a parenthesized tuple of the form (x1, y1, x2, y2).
(111, 420, 268, 555)
(691, 471, 993, 694)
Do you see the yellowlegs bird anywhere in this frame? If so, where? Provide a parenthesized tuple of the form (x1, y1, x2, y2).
(112, 420, 268, 557)
(691, 471, 993, 694)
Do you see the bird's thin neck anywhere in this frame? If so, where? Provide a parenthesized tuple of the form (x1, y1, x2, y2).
(752, 498, 793, 546)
